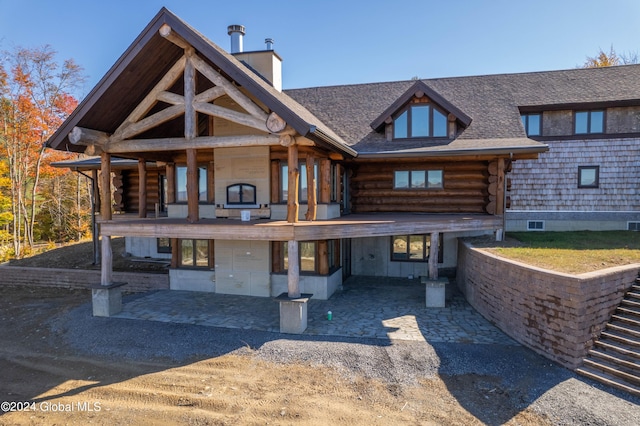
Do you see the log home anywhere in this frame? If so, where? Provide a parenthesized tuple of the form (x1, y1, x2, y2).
(47, 9, 638, 329)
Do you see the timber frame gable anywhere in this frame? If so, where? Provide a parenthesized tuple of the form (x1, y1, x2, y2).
(47, 7, 356, 159)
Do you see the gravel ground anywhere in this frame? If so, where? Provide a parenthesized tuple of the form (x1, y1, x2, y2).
(48, 299, 640, 425)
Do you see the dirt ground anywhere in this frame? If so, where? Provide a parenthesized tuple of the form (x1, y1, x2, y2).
(0, 286, 551, 425)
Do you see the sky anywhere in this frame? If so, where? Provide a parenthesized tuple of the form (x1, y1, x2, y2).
(1, 0, 640, 98)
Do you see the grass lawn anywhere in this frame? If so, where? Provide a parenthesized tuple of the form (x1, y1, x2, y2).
(483, 231, 640, 274)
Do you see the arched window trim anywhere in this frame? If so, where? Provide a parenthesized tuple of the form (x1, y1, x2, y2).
(226, 183, 258, 207)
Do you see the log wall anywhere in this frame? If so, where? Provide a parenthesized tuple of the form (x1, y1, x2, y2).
(350, 160, 491, 214)
(122, 169, 162, 213)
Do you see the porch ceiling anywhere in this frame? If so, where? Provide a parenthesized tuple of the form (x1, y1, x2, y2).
(99, 213, 503, 241)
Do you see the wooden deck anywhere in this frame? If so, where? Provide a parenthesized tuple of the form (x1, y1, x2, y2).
(99, 213, 503, 240)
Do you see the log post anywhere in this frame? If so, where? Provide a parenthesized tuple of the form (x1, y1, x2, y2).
(319, 158, 331, 204)
(138, 158, 147, 218)
(184, 49, 197, 140)
(287, 240, 300, 298)
(101, 235, 113, 286)
(305, 153, 316, 221)
(271, 160, 280, 204)
(287, 144, 299, 223)
(318, 240, 329, 275)
(100, 152, 112, 221)
(166, 163, 176, 204)
(429, 232, 439, 280)
(186, 148, 199, 223)
(170, 238, 179, 268)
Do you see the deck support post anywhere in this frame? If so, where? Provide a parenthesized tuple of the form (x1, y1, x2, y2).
(93, 152, 125, 316)
(276, 240, 311, 334)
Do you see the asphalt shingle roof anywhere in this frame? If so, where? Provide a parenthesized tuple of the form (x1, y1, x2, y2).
(286, 65, 640, 154)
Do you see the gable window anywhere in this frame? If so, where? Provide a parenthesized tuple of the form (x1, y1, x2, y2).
(521, 113, 541, 136)
(394, 170, 443, 189)
(575, 110, 604, 134)
(394, 105, 447, 139)
(391, 234, 443, 262)
(578, 166, 599, 188)
(176, 165, 207, 203)
(226, 183, 256, 205)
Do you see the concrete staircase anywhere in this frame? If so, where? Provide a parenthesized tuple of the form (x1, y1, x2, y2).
(577, 276, 640, 397)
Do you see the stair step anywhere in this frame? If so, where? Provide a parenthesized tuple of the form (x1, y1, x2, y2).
(595, 340, 640, 361)
(632, 284, 640, 291)
(621, 299, 640, 309)
(582, 358, 640, 386)
(607, 322, 640, 339)
(612, 314, 640, 328)
(588, 349, 640, 374)
(627, 291, 640, 300)
(617, 306, 640, 317)
(600, 331, 640, 348)
(576, 365, 640, 397)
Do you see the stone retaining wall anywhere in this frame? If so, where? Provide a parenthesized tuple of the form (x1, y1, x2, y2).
(457, 240, 640, 369)
(0, 265, 169, 293)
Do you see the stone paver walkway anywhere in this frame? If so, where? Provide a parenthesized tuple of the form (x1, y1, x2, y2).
(114, 276, 517, 345)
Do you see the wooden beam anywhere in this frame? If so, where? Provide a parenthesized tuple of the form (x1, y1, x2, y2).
(156, 91, 184, 105)
(159, 23, 190, 50)
(194, 101, 269, 133)
(69, 126, 110, 146)
(287, 240, 300, 298)
(105, 135, 280, 153)
(186, 148, 199, 223)
(112, 104, 184, 142)
(194, 86, 226, 103)
(191, 54, 268, 121)
(100, 152, 112, 221)
(305, 152, 317, 221)
(287, 144, 299, 223)
(266, 111, 287, 133)
(184, 50, 197, 140)
(429, 232, 439, 280)
(138, 158, 147, 218)
(170, 238, 179, 268)
(113, 55, 186, 139)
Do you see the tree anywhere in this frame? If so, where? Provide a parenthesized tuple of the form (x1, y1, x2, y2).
(584, 45, 639, 68)
(0, 45, 85, 257)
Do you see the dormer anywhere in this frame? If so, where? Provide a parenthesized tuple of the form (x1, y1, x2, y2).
(371, 81, 472, 142)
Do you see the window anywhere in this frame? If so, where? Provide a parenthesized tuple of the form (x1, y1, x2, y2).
(157, 238, 171, 254)
(180, 239, 210, 268)
(226, 183, 256, 205)
(393, 105, 447, 139)
(578, 166, 599, 188)
(277, 240, 340, 274)
(391, 234, 442, 262)
(394, 170, 443, 189)
(575, 110, 604, 134)
(521, 113, 541, 136)
(176, 165, 207, 202)
(280, 161, 318, 202)
(527, 221, 545, 231)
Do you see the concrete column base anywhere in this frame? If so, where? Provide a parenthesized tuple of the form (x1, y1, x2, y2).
(422, 277, 448, 308)
(275, 293, 312, 334)
(91, 282, 127, 317)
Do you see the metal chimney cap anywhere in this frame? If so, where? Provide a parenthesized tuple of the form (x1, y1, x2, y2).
(265, 38, 274, 50)
(227, 24, 246, 35)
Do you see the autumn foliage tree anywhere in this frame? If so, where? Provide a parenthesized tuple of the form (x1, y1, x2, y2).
(0, 45, 87, 259)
